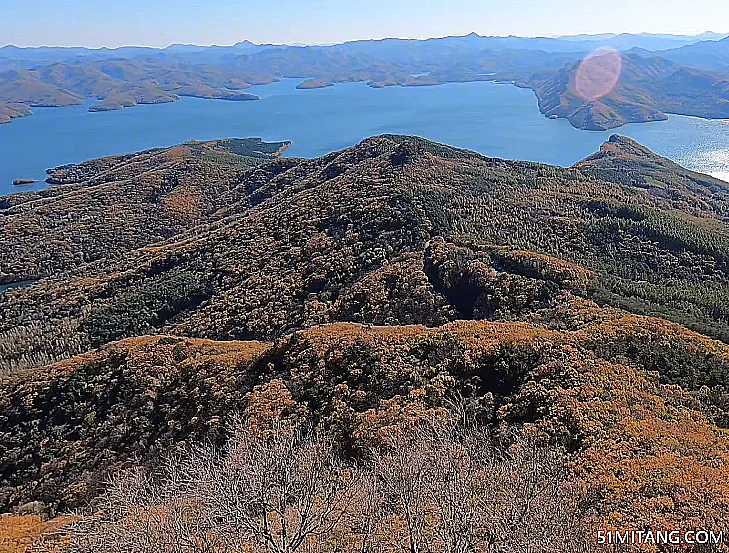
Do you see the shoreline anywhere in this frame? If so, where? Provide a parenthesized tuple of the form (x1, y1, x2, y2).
(2, 81, 729, 198)
(4, 75, 729, 132)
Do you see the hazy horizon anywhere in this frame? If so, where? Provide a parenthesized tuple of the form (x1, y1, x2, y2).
(3, 0, 729, 49)
(2, 30, 727, 51)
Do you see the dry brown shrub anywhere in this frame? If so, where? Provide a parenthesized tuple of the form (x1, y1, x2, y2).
(69, 417, 595, 553)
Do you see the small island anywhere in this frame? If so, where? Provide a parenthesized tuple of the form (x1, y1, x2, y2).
(89, 91, 177, 112)
(12, 178, 36, 186)
(296, 78, 334, 90)
(174, 85, 260, 101)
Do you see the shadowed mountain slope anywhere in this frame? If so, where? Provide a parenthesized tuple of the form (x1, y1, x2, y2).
(654, 35, 729, 72)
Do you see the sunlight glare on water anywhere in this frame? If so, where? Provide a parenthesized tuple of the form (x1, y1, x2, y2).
(695, 149, 729, 182)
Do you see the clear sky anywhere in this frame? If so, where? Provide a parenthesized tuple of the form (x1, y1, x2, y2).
(3, 0, 728, 48)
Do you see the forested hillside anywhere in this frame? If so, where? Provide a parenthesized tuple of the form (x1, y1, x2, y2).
(3, 135, 729, 548)
(3, 134, 729, 371)
(4, 304, 729, 540)
(0, 137, 289, 283)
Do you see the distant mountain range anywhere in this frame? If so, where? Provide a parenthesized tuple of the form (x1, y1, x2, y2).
(3, 32, 725, 64)
(558, 31, 727, 50)
(0, 32, 728, 129)
(640, 36, 729, 72)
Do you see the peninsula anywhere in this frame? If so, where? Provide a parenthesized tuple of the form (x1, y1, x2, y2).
(521, 51, 729, 130)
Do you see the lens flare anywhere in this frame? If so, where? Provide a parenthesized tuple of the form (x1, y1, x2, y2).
(574, 47, 622, 102)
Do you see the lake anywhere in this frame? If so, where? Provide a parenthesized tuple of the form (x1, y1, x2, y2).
(2, 78, 729, 196)
(0, 280, 35, 294)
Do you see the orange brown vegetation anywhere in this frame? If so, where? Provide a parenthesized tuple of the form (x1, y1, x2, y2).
(4, 134, 729, 376)
(0, 137, 289, 285)
(0, 515, 73, 553)
(554, 358, 729, 533)
(4, 135, 729, 549)
(160, 185, 202, 221)
(0, 515, 44, 553)
(4, 300, 729, 539)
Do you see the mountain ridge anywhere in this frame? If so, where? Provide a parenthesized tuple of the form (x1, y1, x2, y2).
(3, 300, 729, 534)
(0, 137, 291, 285)
(3, 31, 725, 57)
(4, 133, 729, 366)
(3, 134, 729, 538)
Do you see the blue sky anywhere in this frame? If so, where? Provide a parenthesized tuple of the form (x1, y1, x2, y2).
(3, 0, 728, 48)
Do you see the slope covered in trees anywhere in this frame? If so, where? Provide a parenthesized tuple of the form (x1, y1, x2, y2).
(0, 137, 290, 284)
(4, 303, 729, 538)
(3, 135, 729, 545)
(3, 134, 729, 370)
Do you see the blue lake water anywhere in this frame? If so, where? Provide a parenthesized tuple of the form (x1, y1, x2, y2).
(2, 78, 729, 196)
(0, 280, 35, 294)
